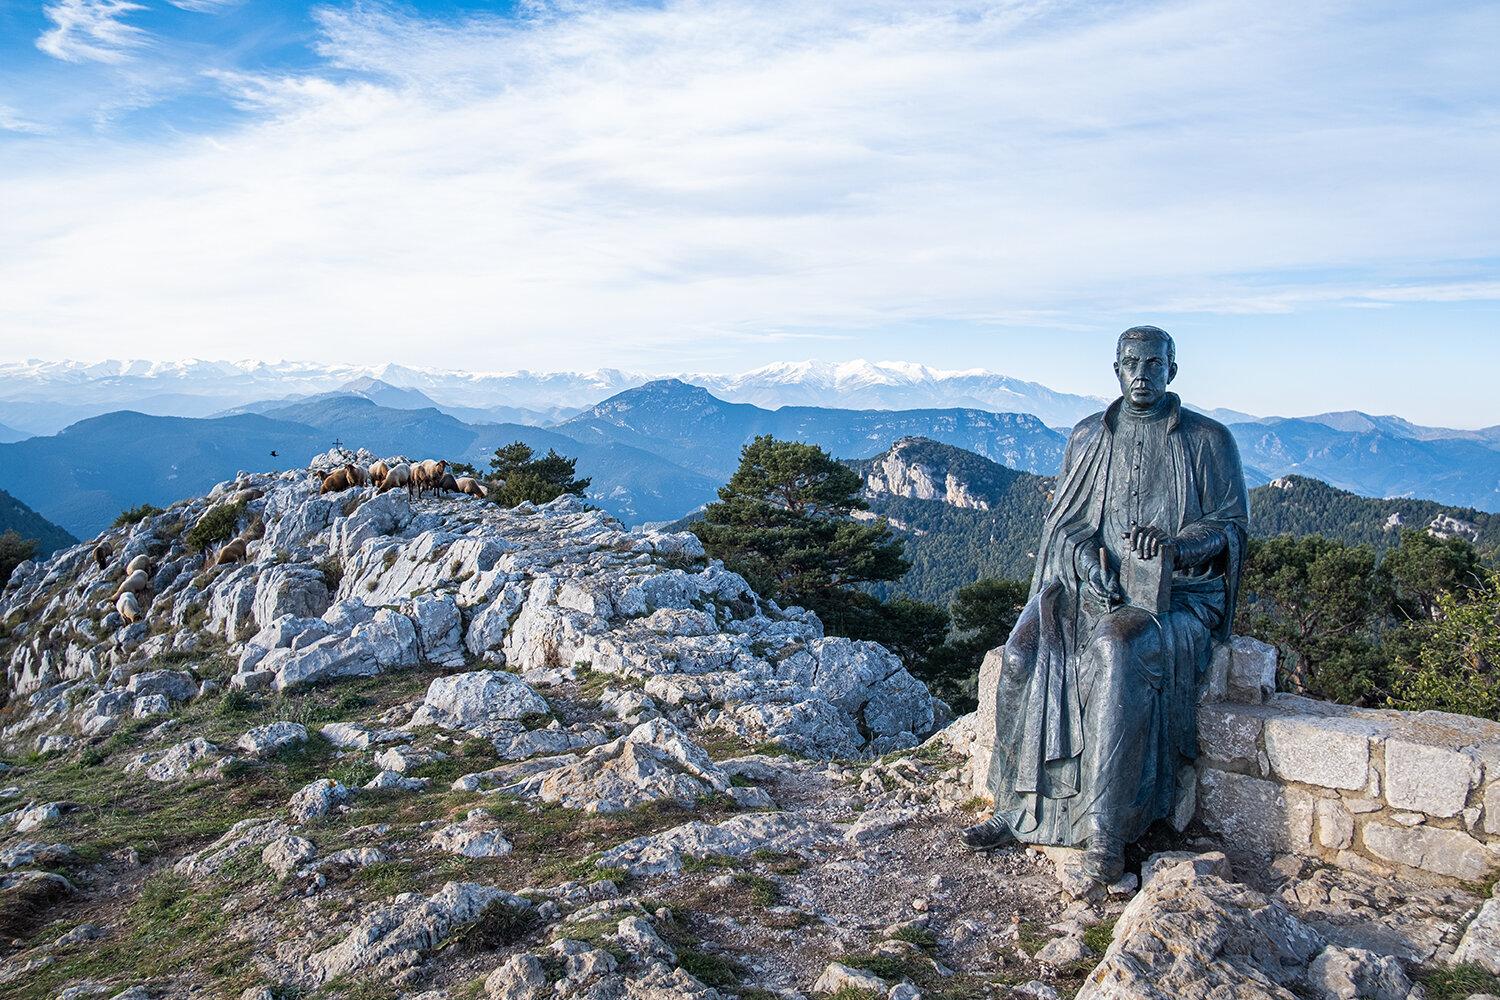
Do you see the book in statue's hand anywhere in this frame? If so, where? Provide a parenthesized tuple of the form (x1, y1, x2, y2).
(1121, 543, 1174, 613)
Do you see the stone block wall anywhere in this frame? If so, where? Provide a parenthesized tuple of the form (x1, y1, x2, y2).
(1196, 659, 1500, 882)
(966, 633, 1500, 884)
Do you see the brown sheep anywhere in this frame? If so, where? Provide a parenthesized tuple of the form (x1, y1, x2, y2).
(319, 464, 360, 495)
(125, 554, 152, 576)
(348, 464, 370, 488)
(369, 460, 389, 488)
(378, 463, 413, 497)
(93, 541, 112, 571)
(214, 538, 247, 566)
(115, 569, 149, 598)
(455, 476, 488, 499)
(115, 591, 142, 624)
(438, 472, 459, 495)
(232, 487, 264, 505)
(414, 459, 447, 497)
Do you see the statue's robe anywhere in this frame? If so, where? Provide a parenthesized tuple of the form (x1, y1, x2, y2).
(985, 392, 1249, 848)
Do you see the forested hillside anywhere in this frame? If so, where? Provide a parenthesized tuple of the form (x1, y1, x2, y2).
(861, 454, 1500, 610)
(1249, 475, 1500, 561)
(0, 488, 77, 556)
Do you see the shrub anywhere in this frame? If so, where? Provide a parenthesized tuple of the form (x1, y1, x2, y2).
(114, 503, 165, 528)
(187, 499, 247, 553)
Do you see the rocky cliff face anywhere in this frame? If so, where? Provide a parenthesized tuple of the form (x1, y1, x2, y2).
(0, 456, 1491, 1000)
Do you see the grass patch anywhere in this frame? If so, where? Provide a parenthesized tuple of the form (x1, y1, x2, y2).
(1016, 921, 1050, 957)
(1418, 963, 1500, 1000)
(445, 900, 540, 953)
(1082, 917, 1117, 956)
(677, 950, 743, 988)
(890, 925, 938, 952)
(356, 861, 425, 897)
(733, 873, 779, 908)
(681, 853, 740, 874)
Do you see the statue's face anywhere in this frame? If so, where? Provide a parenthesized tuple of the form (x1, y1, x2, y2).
(1114, 337, 1176, 409)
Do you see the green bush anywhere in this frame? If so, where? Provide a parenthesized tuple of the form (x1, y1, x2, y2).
(187, 498, 247, 553)
(114, 503, 165, 528)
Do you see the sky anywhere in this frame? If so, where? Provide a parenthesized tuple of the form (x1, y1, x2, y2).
(1, 0, 1497, 426)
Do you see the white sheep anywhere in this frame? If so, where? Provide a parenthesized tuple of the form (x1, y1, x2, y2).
(115, 569, 149, 599)
(115, 591, 142, 624)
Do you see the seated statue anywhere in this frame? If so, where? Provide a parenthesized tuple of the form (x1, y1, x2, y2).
(963, 326, 1249, 882)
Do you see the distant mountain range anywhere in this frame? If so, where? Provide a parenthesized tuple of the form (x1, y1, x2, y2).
(0, 358, 1109, 437)
(1, 369, 1498, 540)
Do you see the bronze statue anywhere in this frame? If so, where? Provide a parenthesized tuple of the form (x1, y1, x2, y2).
(963, 326, 1249, 882)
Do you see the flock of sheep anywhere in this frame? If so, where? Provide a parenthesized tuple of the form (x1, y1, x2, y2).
(88, 454, 494, 629)
(316, 458, 489, 501)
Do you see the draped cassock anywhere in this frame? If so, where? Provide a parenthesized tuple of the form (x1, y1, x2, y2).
(984, 392, 1249, 848)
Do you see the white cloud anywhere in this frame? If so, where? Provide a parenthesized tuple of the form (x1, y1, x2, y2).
(37, 0, 149, 63)
(164, 0, 240, 11)
(3, 0, 1498, 386)
(0, 105, 49, 134)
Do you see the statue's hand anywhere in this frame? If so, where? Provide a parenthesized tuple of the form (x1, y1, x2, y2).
(1123, 525, 1174, 560)
(1081, 548, 1123, 604)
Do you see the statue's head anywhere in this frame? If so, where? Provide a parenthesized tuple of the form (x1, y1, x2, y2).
(1114, 325, 1177, 411)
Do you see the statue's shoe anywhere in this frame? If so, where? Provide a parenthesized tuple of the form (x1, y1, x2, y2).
(961, 816, 1015, 852)
(1081, 833, 1125, 883)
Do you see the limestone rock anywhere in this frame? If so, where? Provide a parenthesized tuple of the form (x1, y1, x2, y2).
(14, 802, 63, 833)
(814, 962, 886, 994)
(175, 818, 294, 879)
(431, 810, 513, 857)
(1077, 868, 1323, 1000)
(124, 738, 218, 782)
(252, 564, 330, 631)
(132, 694, 171, 718)
(1305, 945, 1418, 1000)
(532, 719, 730, 814)
(307, 881, 525, 981)
(126, 669, 199, 703)
(262, 835, 318, 877)
(403, 593, 465, 666)
(1141, 850, 1232, 889)
(287, 779, 351, 824)
(598, 812, 837, 875)
(1454, 897, 1500, 974)
(486, 953, 550, 1000)
(410, 670, 550, 736)
(237, 721, 308, 756)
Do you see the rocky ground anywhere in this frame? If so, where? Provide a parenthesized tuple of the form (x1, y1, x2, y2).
(0, 452, 1497, 1000)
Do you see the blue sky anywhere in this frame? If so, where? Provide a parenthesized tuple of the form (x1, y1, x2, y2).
(1, 0, 1497, 426)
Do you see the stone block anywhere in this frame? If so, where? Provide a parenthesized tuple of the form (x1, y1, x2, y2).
(1385, 740, 1478, 818)
(1197, 704, 1262, 765)
(1363, 822, 1493, 880)
(1484, 783, 1500, 835)
(1263, 717, 1372, 790)
(1197, 768, 1310, 853)
(1316, 798, 1354, 850)
(970, 646, 1004, 797)
(1226, 635, 1278, 703)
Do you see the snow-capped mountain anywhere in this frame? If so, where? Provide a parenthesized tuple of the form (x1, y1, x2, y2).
(0, 359, 1109, 436)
